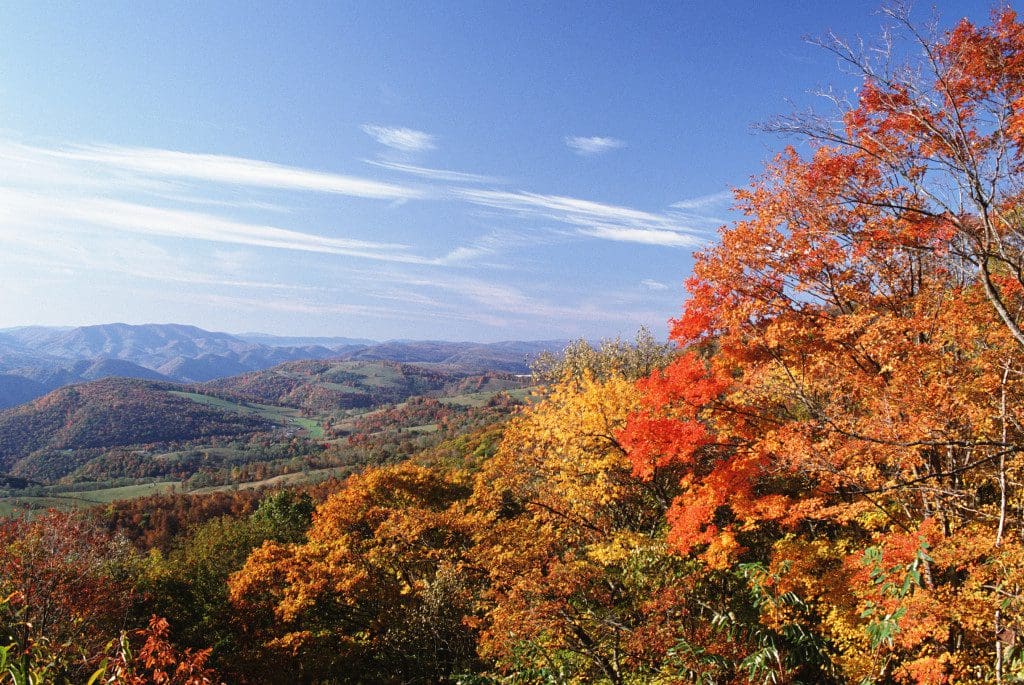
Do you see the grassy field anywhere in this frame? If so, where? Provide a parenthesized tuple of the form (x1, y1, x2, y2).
(337, 362, 406, 388)
(0, 467, 348, 516)
(319, 382, 363, 393)
(170, 391, 325, 438)
(405, 423, 440, 434)
(0, 481, 181, 516)
(440, 387, 533, 407)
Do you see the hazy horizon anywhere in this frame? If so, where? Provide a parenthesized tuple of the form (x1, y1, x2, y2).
(0, 320, 583, 346)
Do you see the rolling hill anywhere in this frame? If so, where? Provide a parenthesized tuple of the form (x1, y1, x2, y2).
(0, 324, 358, 405)
(0, 358, 174, 410)
(0, 357, 532, 486)
(202, 360, 468, 413)
(0, 323, 563, 408)
(0, 378, 275, 474)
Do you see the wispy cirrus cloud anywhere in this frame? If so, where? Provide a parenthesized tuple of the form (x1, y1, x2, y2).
(363, 159, 500, 184)
(198, 293, 411, 319)
(671, 189, 733, 211)
(427, 230, 532, 267)
(565, 135, 625, 155)
(641, 278, 670, 291)
(0, 188, 432, 263)
(0, 140, 178, 195)
(40, 142, 424, 200)
(578, 226, 699, 247)
(371, 270, 669, 331)
(0, 132, 696, 338)
(453, 188, 707, 247)
(361, 124, 437, 152)
(0, 220, 329, 301)
(0, 138, 495, 268)
(146, 193, 290, 213)
(662, 190, 735, 234)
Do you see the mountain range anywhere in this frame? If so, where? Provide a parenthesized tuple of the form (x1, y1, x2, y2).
(0, 323, 562, 409)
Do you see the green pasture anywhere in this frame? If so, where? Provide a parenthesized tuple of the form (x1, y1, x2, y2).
(170, 391, 324, 438)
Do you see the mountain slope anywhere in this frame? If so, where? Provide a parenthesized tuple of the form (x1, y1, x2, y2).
(0, 324, 357, 395)
(343, 340, 560, 373)
(0, 358, 174, 410)
(76, 358, 173, 382)
(0, 378, 274, 472)
(203, 360, 467, 413)
(27, 323, 247, 362)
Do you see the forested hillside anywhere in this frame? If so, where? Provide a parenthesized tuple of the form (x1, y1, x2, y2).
(0, 379, 273, 475)
(202, 360, 464, 412)
(6, 8, 1024, 685)
(0, 358, 528, 506)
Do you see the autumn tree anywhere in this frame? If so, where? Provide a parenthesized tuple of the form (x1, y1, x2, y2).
(0, 511, 142, 681)
(529, 328, 675, 386)
(95, 489, 263, 552)
(467, 336, 747, 683)
(619, 7, 1024, 683)
(98, 615, 222, 685)
(143, 491, 314, 677)
(228, 464, 480, 683)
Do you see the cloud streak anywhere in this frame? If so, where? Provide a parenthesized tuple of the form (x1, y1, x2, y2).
(0, 132, 697, 338)
(0, 188, 436, 264)
(362, 125, 437, 152)
(370, 270, 667, 331)
(363, 159, 500, 184)
(454, 188, 707, 247)
(0, 139, 494, 267)
(49, 142, 422, 200)
(565, 135, 625, 155)
(580, 227, 697, 247)
(671, 190, 733, 211)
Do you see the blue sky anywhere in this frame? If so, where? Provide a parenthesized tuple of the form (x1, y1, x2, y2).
(0, 1, 997, 341)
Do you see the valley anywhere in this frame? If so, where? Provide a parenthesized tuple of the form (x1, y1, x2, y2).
(0, 336, 535, 516)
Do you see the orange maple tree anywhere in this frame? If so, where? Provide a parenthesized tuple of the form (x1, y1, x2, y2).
(620, 8, 1024, 683)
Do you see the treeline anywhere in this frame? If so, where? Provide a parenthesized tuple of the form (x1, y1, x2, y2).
(65, 435, 321, 484)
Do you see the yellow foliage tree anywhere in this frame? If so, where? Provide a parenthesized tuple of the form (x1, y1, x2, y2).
(227, 463, 480, 683)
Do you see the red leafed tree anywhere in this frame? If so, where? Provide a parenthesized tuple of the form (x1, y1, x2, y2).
(620, 8, 1024, 683)
(0, 510, 140, 679)
(104, 616, 221, 685)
